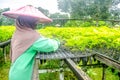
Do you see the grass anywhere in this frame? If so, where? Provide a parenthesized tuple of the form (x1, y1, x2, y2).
(86, 67, 119, 80)
(39, 72, 59, 80)
(0, 60, 10, 80)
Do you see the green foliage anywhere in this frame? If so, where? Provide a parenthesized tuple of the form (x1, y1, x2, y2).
(57, 0, 71, 12)
(64, 20, 92, 27)
(39, 26, 120, 61)
(87, 67, 119, 80)
(49, 13, 69, 26)
(0, 56, 10, 80)
(0, 26, 120, 80)
(0, 26, 120, 58)
(39, 60, 61, 69)
(1, 16, 14, 25)
(0, 26, 15, 42)
(57, 0, 120, 19)
(0, 8, 15, 25)
(64, 20, 82, 27)
(39, 26, 120, 50)
(81, 21, 91, 27)
(64, 20, 109, 27)
(37, 7, 50, 16)
(39, 72, 59, 80)
(64, 71, 77, 80)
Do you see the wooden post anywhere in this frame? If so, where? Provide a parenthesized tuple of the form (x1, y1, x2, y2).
(32, 59, 39, 80)
(102, 64, 106, 80)
(94, 53, 120, 72)
(59, 60, 64, 80)
(59, 68, 64, 80)
(3, 47, 7, 62)
(64, 59, 91, 80)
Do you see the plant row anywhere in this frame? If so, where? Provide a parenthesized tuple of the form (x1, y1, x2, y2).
(39, 26, 120, 61)
(0, 26, 120, 60)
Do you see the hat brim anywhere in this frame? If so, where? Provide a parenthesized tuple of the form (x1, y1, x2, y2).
(2, 5, 52, 23)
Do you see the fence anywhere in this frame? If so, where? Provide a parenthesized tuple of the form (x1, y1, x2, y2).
(0, 40, 120, 80)
(43, 18, 120, 27)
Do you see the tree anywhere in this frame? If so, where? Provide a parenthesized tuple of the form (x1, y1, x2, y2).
(57, 0, 120, 19)
(0, 8, 14, 26)
(87, 0, 112, 19)
(110, 0, 120, 19)
(37, 7, 50, 17)
(57, 0, 72, 13)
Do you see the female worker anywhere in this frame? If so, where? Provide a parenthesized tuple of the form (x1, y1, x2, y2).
(2, 5, 60, 80)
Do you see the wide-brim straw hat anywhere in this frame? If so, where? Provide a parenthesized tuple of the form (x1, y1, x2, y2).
(2, 5, 52, 23)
